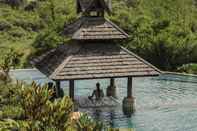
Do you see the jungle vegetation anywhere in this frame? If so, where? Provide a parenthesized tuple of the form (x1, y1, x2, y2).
(0, 0, 197, 74)
(0, 81, 110, 130)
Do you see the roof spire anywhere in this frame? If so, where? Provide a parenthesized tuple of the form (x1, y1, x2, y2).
(76, 0, 111, 16)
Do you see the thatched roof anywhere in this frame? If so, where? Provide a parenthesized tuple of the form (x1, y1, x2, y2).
(31, 43, 160, 80)
(76, 0, 111, 14)
(64, 17, 129, 40)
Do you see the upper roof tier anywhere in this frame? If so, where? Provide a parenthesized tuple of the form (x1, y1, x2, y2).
(76, 0, 112, 14)
(63, 0, 129, 41)
(64, 17, 129, 40)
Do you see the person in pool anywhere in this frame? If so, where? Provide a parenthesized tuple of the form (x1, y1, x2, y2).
(88, 82, 104, 100)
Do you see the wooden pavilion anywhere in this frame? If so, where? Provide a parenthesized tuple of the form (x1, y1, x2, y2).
(31, 0, 161, 112)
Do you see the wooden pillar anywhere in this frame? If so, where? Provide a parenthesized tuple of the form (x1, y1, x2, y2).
(122, 76, 134, 116)
(127, 77, 132, 98)
(55, 81, 60, 98)
(69, 80, 75, 101)
(110, 78, 115, 87)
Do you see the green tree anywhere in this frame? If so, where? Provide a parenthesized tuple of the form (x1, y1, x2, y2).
(0, 48, 20, 83)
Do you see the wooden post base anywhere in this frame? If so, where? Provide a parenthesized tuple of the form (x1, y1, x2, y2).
(122, 97, 135, 116)
(106, 85, 117, 98)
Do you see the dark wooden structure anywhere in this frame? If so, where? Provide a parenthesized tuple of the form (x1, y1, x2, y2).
(76, 0, 112, 15)
(31, 0, 160, 112)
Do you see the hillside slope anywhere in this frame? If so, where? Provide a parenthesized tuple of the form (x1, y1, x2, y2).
(0, 0, 197, 73)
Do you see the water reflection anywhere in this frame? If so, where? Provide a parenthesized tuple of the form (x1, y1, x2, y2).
(93, 109, 102, 121)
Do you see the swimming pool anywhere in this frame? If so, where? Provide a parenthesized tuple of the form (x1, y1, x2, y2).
(11, 69, 197, 131)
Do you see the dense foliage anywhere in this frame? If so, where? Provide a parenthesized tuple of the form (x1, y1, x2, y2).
(0, 48, 20, 83)
(0, 81, 111, 130)
(177, 63, 197, 74)
(0, 0, 197, 73)
(110, 0, 197, 71)
(0, 0, 75, 66)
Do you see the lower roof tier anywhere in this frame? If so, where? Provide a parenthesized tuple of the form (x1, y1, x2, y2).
(31, 43, 161, 80)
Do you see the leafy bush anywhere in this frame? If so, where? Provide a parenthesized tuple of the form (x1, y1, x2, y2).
(7, 26, 26, 38)
(75, 114, 105, 131)
(0, 81, 110, 130)
(10, 14, 43, 32)
(0, 20, 12, 31)
(4, 0, 24, 8)
(0, 119, 20, 130)
(177, 64, 197, 74)
(32, 28, 64, 53)
(125, 0, 141, 7)
(1, 105, 24, 119)
(0, 48, 20, 83)
(24, 0, 38, 11)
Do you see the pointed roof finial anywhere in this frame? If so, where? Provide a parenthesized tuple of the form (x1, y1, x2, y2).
(76, 0, 112, 14)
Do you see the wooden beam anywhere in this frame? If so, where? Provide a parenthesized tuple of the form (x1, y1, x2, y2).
(51, 74, 159, 81)
(127, 77, 132, 98)
(55, 81, 61, 98)
(69, 80, 75, 101)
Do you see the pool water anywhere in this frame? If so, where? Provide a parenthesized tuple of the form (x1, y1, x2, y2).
(11, 69, 197, 131)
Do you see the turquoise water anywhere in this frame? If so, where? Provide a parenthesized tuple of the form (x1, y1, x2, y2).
(11, 69, 197, 131)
